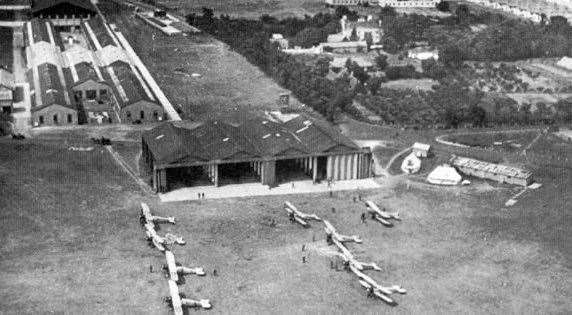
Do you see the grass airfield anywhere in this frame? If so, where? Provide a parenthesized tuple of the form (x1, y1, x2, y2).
(0, 131, 570, 314)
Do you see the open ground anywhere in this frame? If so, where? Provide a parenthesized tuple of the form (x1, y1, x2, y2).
(156, 0, 328, 19)
(99, 0, 303, 120)
(1, 119, 570, 313)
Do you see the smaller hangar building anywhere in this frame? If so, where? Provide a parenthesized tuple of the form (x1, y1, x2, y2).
(141, 114, 373, 192)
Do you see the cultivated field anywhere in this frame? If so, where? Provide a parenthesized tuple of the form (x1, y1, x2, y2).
(1, 121, 571, 314)
(99, 0, 302, 120)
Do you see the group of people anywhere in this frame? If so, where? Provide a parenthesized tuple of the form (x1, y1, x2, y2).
(196, 192, 206, 199)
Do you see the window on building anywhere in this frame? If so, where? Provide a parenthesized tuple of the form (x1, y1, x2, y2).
(153, 111, 158, 120)
(100, 89, 107, 97)
(39, 116, 44, 124)
(86, 90, 97, 100)
(53, 114, 58, 123)
(67, 114, 72, 123)
(140, 110, 145, 120)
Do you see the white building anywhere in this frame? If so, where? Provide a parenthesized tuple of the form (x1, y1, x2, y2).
(325, 0, 365, 6)
(377, 0, 440, 8)
(407, 47, 439, 60)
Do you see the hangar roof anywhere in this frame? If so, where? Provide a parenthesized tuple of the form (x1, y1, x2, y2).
(31, 0, 96, 13)
(143, 114, 363, 166)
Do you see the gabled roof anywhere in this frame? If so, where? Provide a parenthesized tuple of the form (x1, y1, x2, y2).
(83, 16, 117, 49)
(31, 0, 96, 13)
(108, 60, 154, 108)
(0, 0, 31, 6)
(32, 62, 75, 112)
(28, 19, 51, 44)
(143, 114, 363, 166)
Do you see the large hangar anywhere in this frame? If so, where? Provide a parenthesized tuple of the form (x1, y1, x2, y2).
(141, 114, 373, 192)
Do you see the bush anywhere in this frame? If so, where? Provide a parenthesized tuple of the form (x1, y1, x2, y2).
(385, 65, 419, 80)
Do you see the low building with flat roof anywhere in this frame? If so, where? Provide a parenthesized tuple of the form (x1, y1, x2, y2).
(450, 156, 533, 186)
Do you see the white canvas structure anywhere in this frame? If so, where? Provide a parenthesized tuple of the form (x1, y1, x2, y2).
(556, 57, 572, 71)
(401, 153, 421, 174)
(427, 164, 462, 185)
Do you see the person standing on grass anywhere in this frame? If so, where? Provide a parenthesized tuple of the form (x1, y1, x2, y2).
(361, 212, 366, 224)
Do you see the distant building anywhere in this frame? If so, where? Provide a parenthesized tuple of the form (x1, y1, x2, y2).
(377, 0, 440, 8)
(270, 33, 289, 49)
(108, 60, 164, 123)
(450, 156, 533, 186)
(0, 69, 15, 113)
(325, 0, 365, 6)
(330, 57, 374, 72)
(31, 0, 97, 27)
(328, 16, 383, 44)
(412, 142, 430, 157)
(407, 47, 439, 60)
(401, 152, 421, 174)
(322, 41, 368, 54)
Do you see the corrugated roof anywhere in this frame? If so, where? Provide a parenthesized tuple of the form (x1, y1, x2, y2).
(143, 115, 362, 166)
(83, 16, 116, 49)
(31, 0, 96, 13)
(32, 62, 75, 112)
(107, 60, 153, 108)
(451, 156, 532, 179)
(0, 0, 31, 6)
(28, 19, 51, 44)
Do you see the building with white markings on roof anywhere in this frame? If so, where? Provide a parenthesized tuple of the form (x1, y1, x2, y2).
(141, 112, 373, 192)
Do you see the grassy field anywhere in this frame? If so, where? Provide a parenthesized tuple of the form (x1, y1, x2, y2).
(156, 0, 328, 19)
(0, 26, 13, 71)
(444, 130, 539, 152)
(1, 125, 571, 314)
(99, 0, 302, 120)
(381, 79, 437, 92)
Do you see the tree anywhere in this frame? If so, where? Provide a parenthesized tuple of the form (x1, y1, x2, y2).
(455, 4, 470, 24)
(349, 27, 359, 41)
(467, 105, 486, 127)
(374, 54, 388, 70)
(351, 63, 370, 84)
(366, 76, 385, 95)
(202, 7, 214, 22)
(364, 32, 373, 49)
(381, 36, 399, 54)
(421, 59, 447, 80)
(440, 44, 465, 69)
(379, 5, 396, 18)
(315, 57, 331, 77)
(436, 1, 449, 12)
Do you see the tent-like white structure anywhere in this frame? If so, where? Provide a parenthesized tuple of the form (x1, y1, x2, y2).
(401, 152, 421, 174)
(556, 57, 572, 71)
(427, 164, 462, 185)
